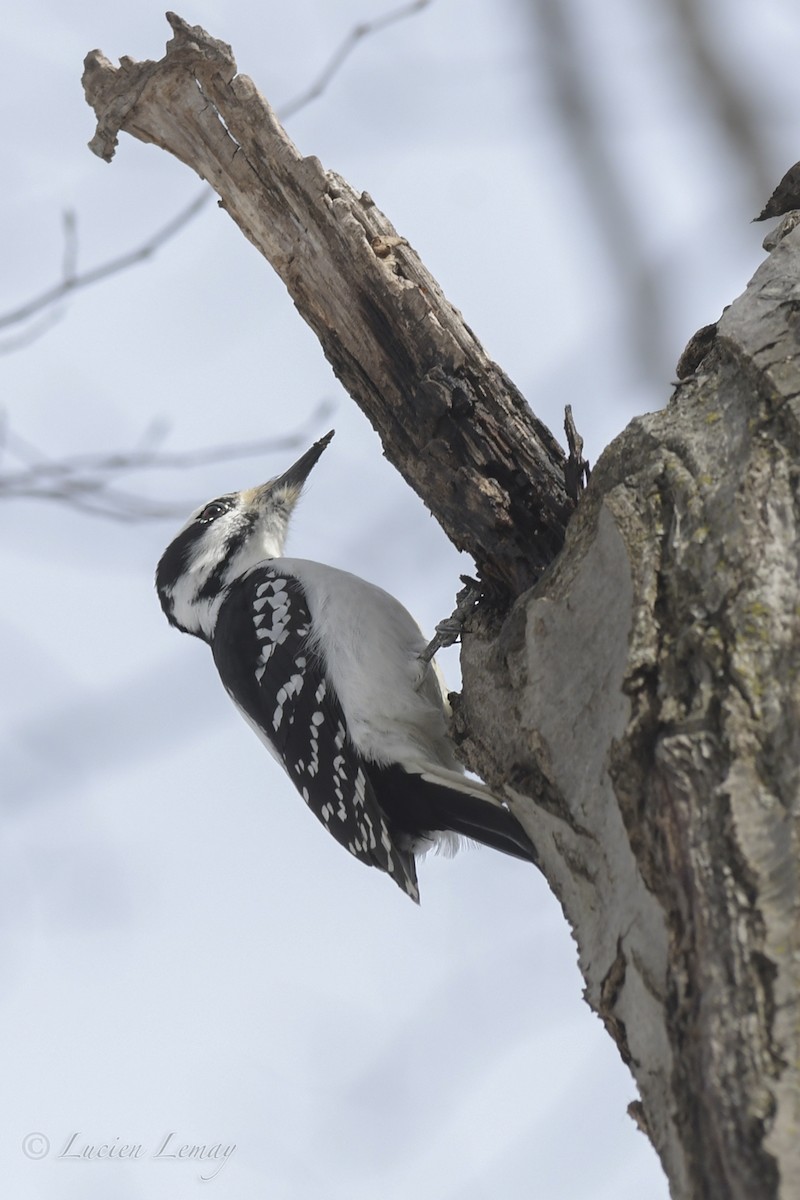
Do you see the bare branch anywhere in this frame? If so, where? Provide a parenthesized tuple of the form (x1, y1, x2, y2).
(0, 400, 334, 521)
(279, 0, 433, 119)
(0, 307, 66, 354)
(0, 191, 211, 342)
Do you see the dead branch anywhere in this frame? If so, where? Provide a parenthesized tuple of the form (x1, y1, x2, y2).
(83, 12, 572, 595)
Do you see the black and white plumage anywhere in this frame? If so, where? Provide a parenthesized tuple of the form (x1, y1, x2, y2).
(156, 431, 536, 902)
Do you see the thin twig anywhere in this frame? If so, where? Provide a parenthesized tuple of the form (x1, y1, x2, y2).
(0, 307, 66, 353)
(0, 401, 335, 521)
(0, 192, 211, 336)
(279, 0, 433, 119)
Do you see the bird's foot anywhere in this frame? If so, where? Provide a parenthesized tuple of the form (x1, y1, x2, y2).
(419, 577, 482, 663)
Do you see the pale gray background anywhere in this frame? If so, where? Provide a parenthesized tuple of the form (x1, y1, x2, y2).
(2, 1, 797, 1197)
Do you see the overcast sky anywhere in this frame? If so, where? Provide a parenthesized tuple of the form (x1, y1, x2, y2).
(2, 1, 799, 1197)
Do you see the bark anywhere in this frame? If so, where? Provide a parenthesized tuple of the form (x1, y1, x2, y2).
(83, 15, 800, 1198)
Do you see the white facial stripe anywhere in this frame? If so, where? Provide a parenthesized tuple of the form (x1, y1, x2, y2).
(159, 487, 297, 639)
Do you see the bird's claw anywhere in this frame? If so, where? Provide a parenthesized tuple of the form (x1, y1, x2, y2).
(419, 578, 482, 663)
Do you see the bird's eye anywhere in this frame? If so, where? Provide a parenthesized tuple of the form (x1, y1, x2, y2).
(198, 501, 229, 522)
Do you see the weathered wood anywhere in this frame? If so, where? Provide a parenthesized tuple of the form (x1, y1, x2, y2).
(83, 13, 571, 597)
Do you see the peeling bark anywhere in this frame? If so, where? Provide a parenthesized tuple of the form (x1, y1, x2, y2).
(83, 16, 800, 1198)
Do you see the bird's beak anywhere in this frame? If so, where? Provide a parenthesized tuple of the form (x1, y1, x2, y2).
(273, 429, 335, 493)
(243, 430, 335, 510)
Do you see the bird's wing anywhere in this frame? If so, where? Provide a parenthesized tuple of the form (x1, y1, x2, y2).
(211, 565, 420, 901)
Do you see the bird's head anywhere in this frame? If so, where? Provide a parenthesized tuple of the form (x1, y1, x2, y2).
(156, 430, 334, 641)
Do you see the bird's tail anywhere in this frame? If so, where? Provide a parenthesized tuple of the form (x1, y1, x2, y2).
(370, 762, 538, 866)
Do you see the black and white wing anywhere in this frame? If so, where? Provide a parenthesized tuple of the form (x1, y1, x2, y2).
(211, 565, 420, 901)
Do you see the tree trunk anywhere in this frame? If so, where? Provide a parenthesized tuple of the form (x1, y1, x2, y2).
(83, 15, 800, 1197)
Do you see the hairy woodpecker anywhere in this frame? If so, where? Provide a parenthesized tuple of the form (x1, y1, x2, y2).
(156, 431, 536, 901)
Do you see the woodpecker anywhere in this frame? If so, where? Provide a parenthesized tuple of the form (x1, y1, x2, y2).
(156, 431, 536, 901)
